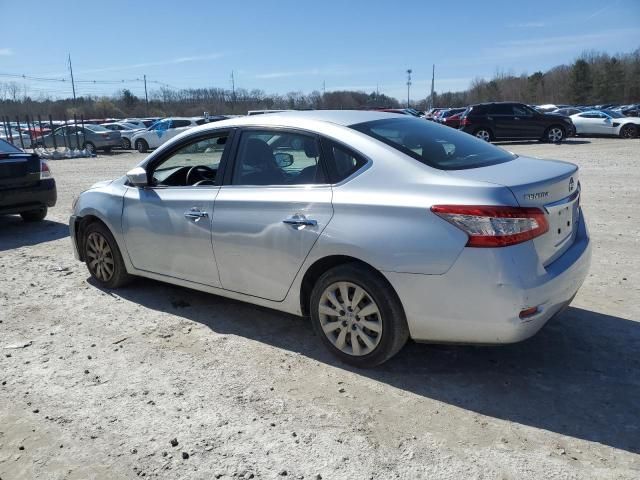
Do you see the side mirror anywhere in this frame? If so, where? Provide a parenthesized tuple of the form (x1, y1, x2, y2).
(126, 166, 148, 187)
(274, 152, 294, 168)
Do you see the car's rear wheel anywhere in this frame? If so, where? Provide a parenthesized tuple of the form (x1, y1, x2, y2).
(136, 139, 148, 153)
(83, 142, 96, 154)
(121, 138, 131, 149)
(310, 263, 409, 367)
(474, 128, 491, 142)
(620, 124, 638, 139)
(545, 126, 565, 143)
(20, 207, 47, 222)
(83, 222, 133, 288)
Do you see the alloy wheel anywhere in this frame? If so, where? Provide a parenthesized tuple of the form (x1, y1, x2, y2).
(86, 232, 115, 282)
(318, 281, 382, 356)
(548, 127, 564, 143)
(621, 125, 636, 139)
(475, 130, 491, 142)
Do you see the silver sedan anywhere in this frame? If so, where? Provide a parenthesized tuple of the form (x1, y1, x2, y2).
(69, 111, 591, 367)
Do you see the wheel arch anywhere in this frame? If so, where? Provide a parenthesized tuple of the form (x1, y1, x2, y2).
(299, 254, 403, 317)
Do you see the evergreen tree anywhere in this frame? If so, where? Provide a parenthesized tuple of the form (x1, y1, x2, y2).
(569, 60, 592, 104)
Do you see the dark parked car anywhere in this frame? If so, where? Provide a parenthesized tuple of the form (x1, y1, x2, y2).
(459, 102, 575, 143)
(0, 139, 56, 221)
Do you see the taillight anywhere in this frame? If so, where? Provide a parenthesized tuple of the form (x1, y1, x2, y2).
(430, 205, 548, 247)
(40, 160, 52, 180)
(460, 117, 470, 126)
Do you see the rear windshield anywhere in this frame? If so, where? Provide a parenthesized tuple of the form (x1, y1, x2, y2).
(86, 124, 109, 132)
(0, 138, 23, 153)
(350, 117, 516, 170)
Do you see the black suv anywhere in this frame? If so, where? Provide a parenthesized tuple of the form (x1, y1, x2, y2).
(459, 102, 575, 143)
(0, 139, 56, 221)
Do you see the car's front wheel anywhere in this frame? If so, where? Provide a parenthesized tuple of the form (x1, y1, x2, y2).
(310, 263, 409, 367)
(136, 139, 148, 153)
(83, 222, 133, 288)
(83, 142, 96, 154)
(620, 124, 638, 139)
(545, 126, 565, 143)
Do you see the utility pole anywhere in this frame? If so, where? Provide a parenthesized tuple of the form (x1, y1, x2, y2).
(429, 64, 435, 110)
(322, 80, 326, 96)
(406, 69, 412, 108)
(143, 74, 149, 115)
(68, 54, 77, 104)
(231, 70, 236, 109)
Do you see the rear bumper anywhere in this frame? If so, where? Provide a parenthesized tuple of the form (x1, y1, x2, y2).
(384, 209, 591, 344)
(0, 178, 57, 214)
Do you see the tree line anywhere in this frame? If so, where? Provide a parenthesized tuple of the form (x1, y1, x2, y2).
(1, 47, 638, 120)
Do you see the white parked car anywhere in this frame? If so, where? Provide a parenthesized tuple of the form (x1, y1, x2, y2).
(570, 110, 639, 139)
(130, 117, 206, 152)
(102, 122, 145, 149)
(121, 119, 148, 130)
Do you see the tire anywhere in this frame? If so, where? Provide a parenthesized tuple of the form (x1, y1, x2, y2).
(121, 138, 131, 149)
(310, 263, 409, 367)
(620, 124, 638, 139)
(83, 222, 133, 289)
(83, 142, 96, 154)
(136, 139, 148, 153)
(474, 128, 491, 142)
(545, 125, 565, 143)
(20, 207, 47, 222)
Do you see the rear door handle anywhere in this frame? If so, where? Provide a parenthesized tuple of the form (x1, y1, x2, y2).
(283, 215, 317, 227)
(184, 207, 209, 221)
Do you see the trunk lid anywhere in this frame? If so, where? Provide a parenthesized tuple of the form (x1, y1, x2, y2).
(446, 155, 580, 265)
(0, 153, 40, 189)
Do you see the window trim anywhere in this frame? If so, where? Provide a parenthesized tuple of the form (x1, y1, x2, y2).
(140, 128, 235, 189)
(222, 126, 331, 188)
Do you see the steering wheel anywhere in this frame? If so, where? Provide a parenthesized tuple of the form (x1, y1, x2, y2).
(186, 165, 216, 186)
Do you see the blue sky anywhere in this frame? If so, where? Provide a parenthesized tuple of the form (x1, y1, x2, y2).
(1, 0, 639, 101)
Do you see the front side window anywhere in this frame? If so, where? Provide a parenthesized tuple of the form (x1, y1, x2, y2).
(231, 130, 326, 186)
(350, 117, 516, 170)
(150, 133, 229, 187)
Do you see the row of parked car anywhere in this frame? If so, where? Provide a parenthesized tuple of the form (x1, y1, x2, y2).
(0, 115, 230, 154)
(424, 102, 640, 142)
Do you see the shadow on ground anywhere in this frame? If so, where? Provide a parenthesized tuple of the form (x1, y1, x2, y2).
(0, 217, 69, 251)
(95, 277, 640, 454)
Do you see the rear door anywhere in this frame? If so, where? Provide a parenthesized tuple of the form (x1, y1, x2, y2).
(211, 128, 333, 301)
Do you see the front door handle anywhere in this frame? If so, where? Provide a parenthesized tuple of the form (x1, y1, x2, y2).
(283, 215, 317, 227)
(184, 207, 209, 221)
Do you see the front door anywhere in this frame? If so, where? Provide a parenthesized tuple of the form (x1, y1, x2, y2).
(212, 129, 333, 301)
(122, 132, 230, 286)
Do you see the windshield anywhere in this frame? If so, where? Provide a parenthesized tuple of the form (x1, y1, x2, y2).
(350, 117, 517, 170)
(86, 124, 109, 132)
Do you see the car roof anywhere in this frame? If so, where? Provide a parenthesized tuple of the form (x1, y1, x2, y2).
(206, 110, 401, 129)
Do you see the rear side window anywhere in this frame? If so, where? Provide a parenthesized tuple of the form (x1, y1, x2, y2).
(350, 117, 516, 171)
(322, 140, 367, 183)
(491, 104, 513, 115)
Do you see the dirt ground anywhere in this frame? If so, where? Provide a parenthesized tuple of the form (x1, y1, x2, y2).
(1, 137, 639, 479)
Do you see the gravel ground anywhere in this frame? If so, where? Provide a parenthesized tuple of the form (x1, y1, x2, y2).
(1, 137, 639, 479)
